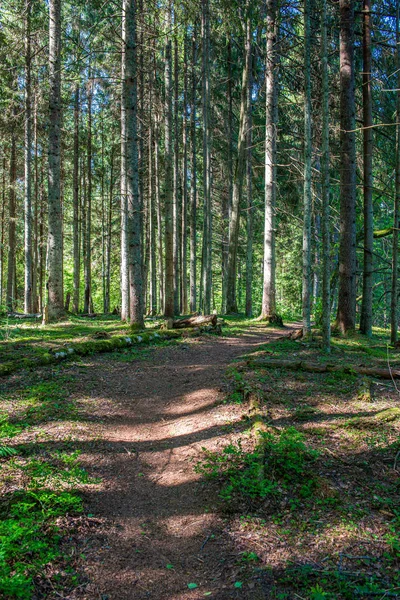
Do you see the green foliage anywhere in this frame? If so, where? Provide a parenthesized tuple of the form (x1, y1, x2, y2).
(0, 451, 89, 598)
(196, 427, 319, 503)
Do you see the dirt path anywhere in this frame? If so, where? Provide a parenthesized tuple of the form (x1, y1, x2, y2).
(75, 326, 291, 600)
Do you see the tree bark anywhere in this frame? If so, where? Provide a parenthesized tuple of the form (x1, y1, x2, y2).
(84, 77, 92, 314)
(189, 24, 197, 313)
(200, 0, 212, 314)
(122, 0, 144, 328)
(321, 0, 331, 352)
(172, 314, 217, 329)
(261, 0, 278, 320)
(73, 85, 80, 313)
(391, 1, 400, 344)
(359, 0, 374, 337)
(302, 0, 312, 337)
(47, 0, 65, 320)
(0, 157, 5, 307)
(173, 34, 181, 315)
(7, 123, 17, 312)
(245, 36, 253, 318)
(181, 32, 189, 315)
(164, 3, 174, 317)
(24, 0, 33, 314)
(337, 0, 357, 334)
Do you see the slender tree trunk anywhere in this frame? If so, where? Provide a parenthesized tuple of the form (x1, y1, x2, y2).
(189, 25, 197, 313)
(148, 101, 157, 315)
(121, 0, 144, 328)
(39, 154, 45, 311)
(32, 89, 39, 312)
(261, 0, 278, 320)
(24, 0, 33, 313)
(200, 0, 212, 314)
(47, 0, 64, 320)
(221, 36, 233, 313)
(84, 78, 92, 314)
(226, 10, 251, 314)
(164, 3, 174, 317)
(181, 33, 189, 315)
(337, 0, 357, 334)
(0, 157, 5, 307)
(302, 0, 312, 337)
(7, 128, 17, 312)
(105, 145, 114, 314)
(391, 2, 400, 344)
(173, 34, 181, 315)
(321, 0, 331, 352)
(155, 115, 164, 313)
(73, 85, 80, 313)
(245, 39, 253, 318)
(121, 11, 129, 321)
(359, 0, 374, 336)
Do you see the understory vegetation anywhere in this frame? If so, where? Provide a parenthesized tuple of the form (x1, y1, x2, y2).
(196, 330, 400, 599)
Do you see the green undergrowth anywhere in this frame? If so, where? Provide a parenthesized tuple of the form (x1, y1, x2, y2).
(0, 375, 99, 599)
(206, 328, 400, 599)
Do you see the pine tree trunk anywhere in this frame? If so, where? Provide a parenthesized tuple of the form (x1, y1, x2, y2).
(321, 0, 331, 352)
(173, 35, 181, 315)
(391, 1, 400, 344)
(221, 37, 233, 313)
(337, 0, 357, 334)
(245, 36, 253, 319)
(200, 0, 212, 314)
(73, 85, 80, 313)
(189, 25, 197, 313)
(148, 103, 157, 316)
(261, 0, 278, 320)
(120, 12, 129, 321)
(302, 0, 312, 337)
(0, 157, 6, 306)
(154, 115, 164, 313)
(164, 3, 174, 318)
(32, 90, 39, 312)
(47, 0, 65, 320)
(122, 0, 144, 328)
(24, 0, 33, 314)
(181, 33, 189, 315)
(7, 127, 17, 312)
(360, 0, 374, 336)
(84, 78, 92, 314)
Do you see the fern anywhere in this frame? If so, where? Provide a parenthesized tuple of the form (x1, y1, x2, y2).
(0, 445, 17, 457)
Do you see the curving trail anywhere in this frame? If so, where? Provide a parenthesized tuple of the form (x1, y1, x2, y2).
(75, 326, 292, 600)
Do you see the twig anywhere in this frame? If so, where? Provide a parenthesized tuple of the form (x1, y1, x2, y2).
(386, 344, 400, 395)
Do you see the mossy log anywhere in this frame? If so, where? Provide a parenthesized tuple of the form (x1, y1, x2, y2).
(7, 312, 42, 319)
(247, 357, 400, 380)
(172, 314, 217, 328)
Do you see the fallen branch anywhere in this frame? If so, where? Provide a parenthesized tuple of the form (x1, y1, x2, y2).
(7, 312, 42, 319)
(247, 357, 400, 380)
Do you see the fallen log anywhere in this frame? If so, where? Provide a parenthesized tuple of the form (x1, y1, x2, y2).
(247, 357, 400, 380)
(172, 314, 217, 329)
(7, 312, 42, 319)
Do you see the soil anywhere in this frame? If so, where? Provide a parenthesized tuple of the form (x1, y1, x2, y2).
(70, 326, 291, 600)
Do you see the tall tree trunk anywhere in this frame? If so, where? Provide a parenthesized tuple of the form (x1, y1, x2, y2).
(245, 38, 253, 318)
(47, 0, 64, 320)
(181, 33, 189, 315)
(200, 0, 212, 314)
(321, 0, 331, 352)
(0, 157, 6, 306)
(302, 0, 312, 337)
(189, 25, 197, 313)
(226, 9, 251, 314)
(73, 85, 80, 313)
(120, 10, 129, 321)
(359, 0, 374, 336)
(84, 78, 92, 314)
(173, 34, 181, 315)
(24, 0, 33, 313)
(164, 3, 174, 317)
(32, 88, 39, 312)
(221, 36, 233, 313)
(7, 127, 17, 312)
(155, 115, 164, 313)
(104, 145, 114, 314)
(148, 99, 157, 316)
(337, 0, 357, 334)
(391, 2, 400, 344)
(122, 0, 144, 328)
(261, 0, 278, 320)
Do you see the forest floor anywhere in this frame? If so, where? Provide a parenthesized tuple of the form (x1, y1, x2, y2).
(0, 321, 400, 599)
